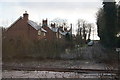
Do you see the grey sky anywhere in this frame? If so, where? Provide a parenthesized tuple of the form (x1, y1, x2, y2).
(0, 2, 102, 27)
(0, 0, 119, 39)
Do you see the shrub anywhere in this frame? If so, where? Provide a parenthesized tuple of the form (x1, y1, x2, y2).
(2, 38, 68, 61)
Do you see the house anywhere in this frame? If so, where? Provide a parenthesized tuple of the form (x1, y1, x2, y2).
(4, 11, 72, 42)
(42, 19, 72, 40)
(4, 11, 47, 41)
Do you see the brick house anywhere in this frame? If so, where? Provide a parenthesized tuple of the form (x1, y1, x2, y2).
(4, 11, 47, 41)
(42, 19, 72, 40)
(4, 12, 72, 41)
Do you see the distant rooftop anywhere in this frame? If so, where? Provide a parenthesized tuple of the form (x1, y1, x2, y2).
(103, 0, 115, 2)
(119, 1, 120, 5)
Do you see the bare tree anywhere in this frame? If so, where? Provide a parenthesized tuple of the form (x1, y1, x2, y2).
(50, 18, 68, 28)
(82, 21, 87, 41)
(76, 19, 87, 40)
(76, 19, 93, 45)
(87, 23, 92, 40)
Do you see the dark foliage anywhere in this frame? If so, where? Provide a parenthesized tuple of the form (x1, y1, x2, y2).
(2, 37, 72, 61)
(96, 2, 118, 48)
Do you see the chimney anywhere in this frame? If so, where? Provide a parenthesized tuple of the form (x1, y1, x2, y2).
(42, 19, 48, 27)
(51, 23, 55, 28)
(64, 27, 67, 31)
(23, 11, 28, 21)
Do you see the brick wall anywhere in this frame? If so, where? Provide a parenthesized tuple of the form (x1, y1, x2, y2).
(5, 14, 38, 41)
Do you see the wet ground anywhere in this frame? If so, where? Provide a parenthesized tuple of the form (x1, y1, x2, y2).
(2, 60, 118, 78)
(2, 70, 117, 78)
(2, 42, 118, 79)
(2, 60, 117, 70)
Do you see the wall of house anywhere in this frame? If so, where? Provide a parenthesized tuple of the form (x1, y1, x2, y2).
(42, 20, 57, 40)
(38, 30, 46, 40)
(43, 26, 56, 40)
(4, 13, 70, 42)
(5, 18, 38, 41)
(28, 24, 38, 40)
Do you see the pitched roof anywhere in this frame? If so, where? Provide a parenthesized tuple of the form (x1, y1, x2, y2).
(50, 27, 58, 32)
(59, 30, 68, 36)
(103, 0, 115, 2)
(28, 20, 41, 30)
(41, 28, 47, 32)
(28, 20, 47, 32)
(49, 25, 72, 35)
(6, 17, 22, 31)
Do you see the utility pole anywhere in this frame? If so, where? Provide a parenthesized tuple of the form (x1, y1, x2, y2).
(70, 23, 72, 40)
(93, 27, 95, 41)
(116, 48, 120, 80)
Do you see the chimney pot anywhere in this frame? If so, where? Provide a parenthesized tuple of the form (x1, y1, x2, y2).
(23, 11, 28, 21)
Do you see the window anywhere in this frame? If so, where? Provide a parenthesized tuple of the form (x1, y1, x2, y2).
(56, 33, 58, 38)
(59, 34, 62, 38)
(38, 30, 41, 35)
(43, 33, 46, 36)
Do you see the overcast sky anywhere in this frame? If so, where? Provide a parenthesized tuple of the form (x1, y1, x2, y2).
(0, 0, 119, 40)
